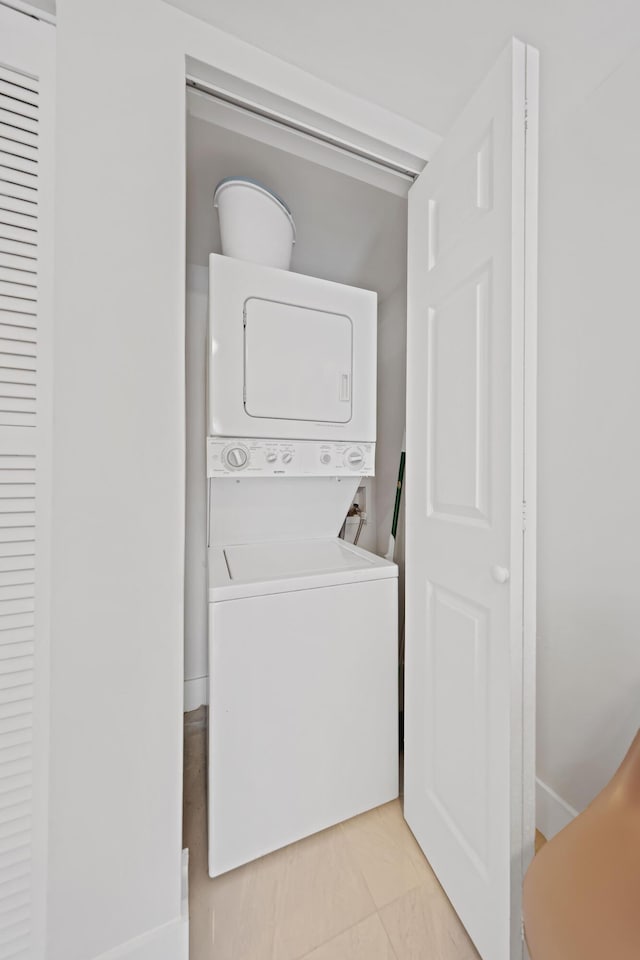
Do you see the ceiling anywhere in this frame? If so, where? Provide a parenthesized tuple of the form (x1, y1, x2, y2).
(168, 0, 640, 136)
(187, 111, 407, 299)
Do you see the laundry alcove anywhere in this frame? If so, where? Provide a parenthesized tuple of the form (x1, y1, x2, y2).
(182, 37, 538, 960)
(184, 87, 410, 713)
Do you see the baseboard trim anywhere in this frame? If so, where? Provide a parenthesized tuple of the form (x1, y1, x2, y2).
(536, 777, 579, 840)
(184, 675, 208, 711)
(92, 850, 189, 960)
(92, 916, 188, 960)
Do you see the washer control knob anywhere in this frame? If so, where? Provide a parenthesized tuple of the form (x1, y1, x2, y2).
(345, 447, 364, 468)
(320, 453, 332, 465)
(225, 446, 249, 469)
(265, 452, 278, 463)
(281, 451, 294, 464)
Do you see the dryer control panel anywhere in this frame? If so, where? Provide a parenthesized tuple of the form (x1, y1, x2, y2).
(207, 437, 375, 478)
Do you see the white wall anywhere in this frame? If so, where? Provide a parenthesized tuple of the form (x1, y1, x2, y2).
(536, 46, 640, 824)
(51, 2, 190, 957)
(51, 3, 427, 955)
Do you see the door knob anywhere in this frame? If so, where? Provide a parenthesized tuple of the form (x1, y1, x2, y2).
(490, 565, 510, 584)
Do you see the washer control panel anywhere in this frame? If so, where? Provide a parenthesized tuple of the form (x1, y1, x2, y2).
(207, 438, 375, 477)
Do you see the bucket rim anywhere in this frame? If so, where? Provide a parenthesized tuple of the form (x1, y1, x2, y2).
(213, 177, 296, 240)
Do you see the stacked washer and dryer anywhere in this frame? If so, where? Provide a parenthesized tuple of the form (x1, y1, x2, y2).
(206, 220, 398, 877)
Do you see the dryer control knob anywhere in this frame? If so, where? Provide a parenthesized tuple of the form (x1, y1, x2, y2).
(346, 447, 364, 468)
(281, 452, 294, 464)
(266, 452, 277, 463)
(225, 446, 249, 469)
(320, 453, 331, 465)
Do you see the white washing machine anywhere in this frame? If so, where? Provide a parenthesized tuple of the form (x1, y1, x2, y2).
(206, 258, 398, 878)
(208, 533, 398, 878)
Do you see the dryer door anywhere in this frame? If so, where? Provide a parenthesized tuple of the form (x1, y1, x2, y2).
(244, 298, 352, 423)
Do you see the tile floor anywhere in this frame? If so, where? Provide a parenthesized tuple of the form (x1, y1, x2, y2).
(183, 708, 480, 960)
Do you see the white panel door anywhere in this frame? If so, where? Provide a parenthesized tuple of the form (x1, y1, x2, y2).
(404, 39, 538, 960)
(0, 7, 54, 959)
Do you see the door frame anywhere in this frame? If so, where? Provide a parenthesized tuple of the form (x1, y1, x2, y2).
(182, 45, 441, 178)
(180, 23, 537, 943)
(520, 41, 539, 913)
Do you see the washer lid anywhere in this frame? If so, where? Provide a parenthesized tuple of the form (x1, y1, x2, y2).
(209, 538, 397, 601)
(226, 538, 374, 580)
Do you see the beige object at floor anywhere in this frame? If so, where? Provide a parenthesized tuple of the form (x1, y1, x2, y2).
(183, 709, 480, 960)
(524, 729, 640, 959)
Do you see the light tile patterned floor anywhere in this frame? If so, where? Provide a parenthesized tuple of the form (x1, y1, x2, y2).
(183, 709, 480, 960)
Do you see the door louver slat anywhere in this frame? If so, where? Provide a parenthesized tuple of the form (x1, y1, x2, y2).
(0, 374, 36, 391)
(0, 126, 37, 154)
(0, 111, 36, 138)
(0, 256, 37, 277)
(0, 82, 37, 114)
(0, 197, 37, 221)
(0, 211, 37, 234)
(0, 139, 37, 167)
(0, 225, 34, 258)
(0, 155, 36, 179)
(0, 91, 36, 119)
(0, 89, 37, 121)
(0, 69, 37, 99)
(0, 332, 37, 349)
(0, 172, 36, 197)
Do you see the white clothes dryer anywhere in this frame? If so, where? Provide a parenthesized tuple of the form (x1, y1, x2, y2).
(208, 254, 377, 443)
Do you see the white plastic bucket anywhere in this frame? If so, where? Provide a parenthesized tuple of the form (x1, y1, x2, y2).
(213, 178, 296, 270)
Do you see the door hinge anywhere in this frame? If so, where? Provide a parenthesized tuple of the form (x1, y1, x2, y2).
(521, 916, 526, 942)
(524, 97, 529, 132)
(521, 501, 527, 531)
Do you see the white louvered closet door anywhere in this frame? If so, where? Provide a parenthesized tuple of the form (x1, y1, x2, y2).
(0, 7, 54, 959)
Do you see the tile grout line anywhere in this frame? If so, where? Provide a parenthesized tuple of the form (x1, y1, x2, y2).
(377, 898, 405, 960)
(338, 810, 443, 915)
(291, 909, 403, 960)
(288, 907, 380, 960)
(336, 819, 382, 918)
(375, 908, 402, 960)
(185, 720, 469, 960)
(376, 869, 446, 913)
(285, 808, 406, 960)
(331, 809, 433, 960)
(271, 818, 377, 960)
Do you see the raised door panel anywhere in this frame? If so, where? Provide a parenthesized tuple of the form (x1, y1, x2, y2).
(427, 267, 490, 525)
(428, 126, 493, 271)
(425, 583, 490, 876)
